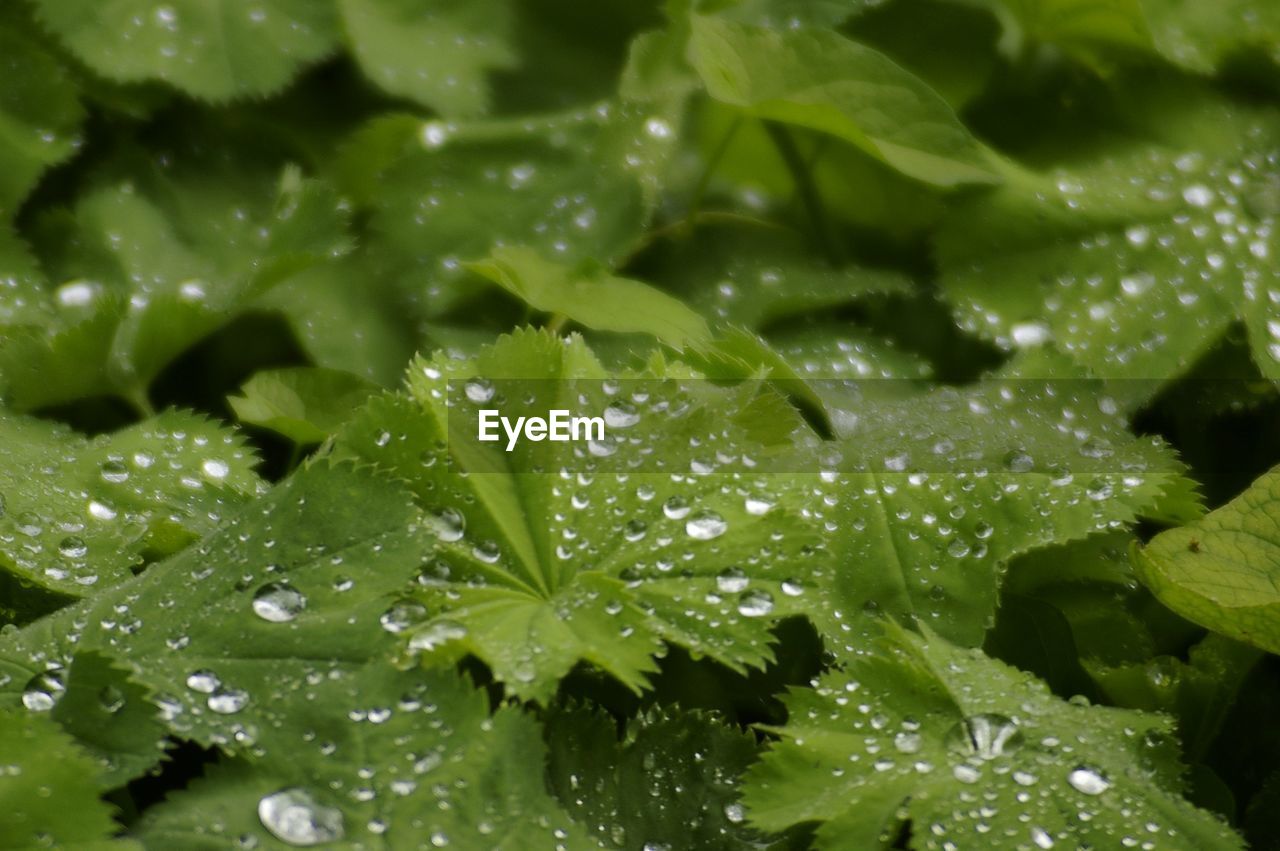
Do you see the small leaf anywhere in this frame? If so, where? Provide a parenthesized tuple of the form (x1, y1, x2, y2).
(135, 664, 591, 849)
(938, 79, 1280, 393)
(743, 623, 1243, 850)
(0, 709, 137, 848)
(469, 246, 711, 348)
(31, 0, 340, 101)
(0, 408, 260, 597)
(339, 0, 517, 117)
(1135, 463, 1280, 654)
(229, 367, 378, 446)
(0, 12, 85, 220)
(545, 704, 770, 849)
(689, 16, 1000, 186)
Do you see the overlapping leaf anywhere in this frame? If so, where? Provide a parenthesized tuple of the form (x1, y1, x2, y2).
(31, 0, 340, 101)
(939, 80, 1280, 392)
(0, 409, 259, 600)
(0, 709, 137, 849)
(136, 663, 593, 849)
(1, 162, 350, 410)
(335, 329, 823, 702)
(1135, 463, 1280, 654)
(742, 623, 1241, 850)
(803, 373, 1196, 645)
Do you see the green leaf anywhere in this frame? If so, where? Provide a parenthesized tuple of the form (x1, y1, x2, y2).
(0, 709, 136, 849)
(742, 623, 1243, 850)
(3, 163, 350, 410)
(344, 102, 679, 285)
(229, 367, 378, 445)
(338, 0, 517, 117)
(545, 705, 770, 849)
(938, 80, 1280, 392)
(1143, 0, 1280, 74)
(469, 245, 711, 347)
(805, 377, 1192, 645)
(135, 663, 593, 849)
(645, 221, 913, 330)
(689, 16, 1000, 186)
(30, 0, 340, 101)
(335, 329, 823, 701)
(0, 408, 260, 598)
(975, 0, 1153, 68)
(0, 12, 85, 220)
(0, 461, 430, 754)
(1135, 463, 1280, 654)
(1086, 635, 1262, 762)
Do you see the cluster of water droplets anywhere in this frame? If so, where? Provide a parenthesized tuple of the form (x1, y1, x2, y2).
(0, 416, 255, 591)
(961, 132, 1280, 373)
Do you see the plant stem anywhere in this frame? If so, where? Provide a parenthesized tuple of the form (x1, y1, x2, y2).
(765, 123, 842, 264)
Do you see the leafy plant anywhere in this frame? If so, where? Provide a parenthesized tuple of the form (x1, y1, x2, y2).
(2, 0, 1279, 849)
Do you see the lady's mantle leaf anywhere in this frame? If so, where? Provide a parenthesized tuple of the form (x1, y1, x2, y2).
(742, 623, 1242, 850)
(938, 81, 1280, 392)
(0, 13, 85, 221)
(1143, 0, 1280, 75)
(136, 663, 592, 849)
(806, 376, 1194, 645)
(545, 704, 770, 849)
(338, 0, 517, 118)
(469, 245, 712, 348)
(336, 328, 823, 702)
(0, 709, 138, 849)
(0, 409, 260, 598)
(0, 462, 431, 760)
(30, 0, 340, 101)
(228, 367, 378, 446)
(1135, 464, 1280, 655)
(689, 16, 1000, 187)
(1, 164, 350, 410)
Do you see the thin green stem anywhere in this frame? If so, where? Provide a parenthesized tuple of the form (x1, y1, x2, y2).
(765, 123, 842, 264)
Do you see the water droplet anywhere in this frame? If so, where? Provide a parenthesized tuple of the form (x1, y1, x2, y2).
(1067, 765, 1111, 795)
(380, 601, 428, 633)
(186, 669, 221, 693)
(21, 670, 65, 711)
(202, 459, 230, 480)
(662, 497, 690, 520)
(100, 460, 129, 483)
(603, 401, 640, 428)
(88, 500, 117, 521)
(426, 507, 465, 542)
(737, 589, 774, 617)
(407, 620, 468, 652)
(945, 714, 1022, 760)
(58, 536, 87, 559)
(464, 379, 494, 403)
(1010, 321, 1050, 348)
(686, 510, 727, 541)
(258, 788, 345, 846)
(716, 567, 749, 593)
(1182, 184, 1214, 207)
(208, 688, 249, 714)
(1002, 450, 1034, 473)
(723, 802, 745, 824)
(252, 582, 307, 623)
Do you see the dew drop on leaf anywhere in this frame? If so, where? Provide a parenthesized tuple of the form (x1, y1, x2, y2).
(258, 788, 345, 846)
(737, 589, 774, 617)
(207, 687, 249, 714)
(252, 582, 307, 623)
(21, 669, 65, 712)
(1067, 765, 1111, 796)
(686, 510, 727, 540)
(945, 713, 1023, 760)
